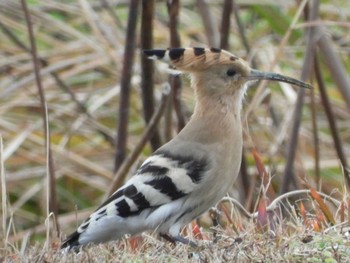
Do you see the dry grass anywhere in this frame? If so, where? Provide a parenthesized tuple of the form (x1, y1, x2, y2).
(5, 214, 350, 262)
(1, 0, 350, 262)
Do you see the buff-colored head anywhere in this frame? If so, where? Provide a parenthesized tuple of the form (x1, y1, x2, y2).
(144, 47, 312, 94)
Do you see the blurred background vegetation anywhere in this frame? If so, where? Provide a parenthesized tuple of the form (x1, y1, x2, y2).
(0, 0, 350, 256)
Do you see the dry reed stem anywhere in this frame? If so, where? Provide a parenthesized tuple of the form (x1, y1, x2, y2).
(114, 0, 139, 172)
(167, 0, 186, 135)
(140, 0, 162, 151)
(21, 0, 59, 232)
(281, 0, 319, 193)
(314, 56, 350, 185)
(1, 136, 7, 249)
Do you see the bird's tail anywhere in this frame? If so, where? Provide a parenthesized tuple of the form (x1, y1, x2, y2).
(60, 230, 81, 251)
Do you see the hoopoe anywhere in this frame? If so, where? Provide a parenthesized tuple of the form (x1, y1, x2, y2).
(61, 47, 311, 250)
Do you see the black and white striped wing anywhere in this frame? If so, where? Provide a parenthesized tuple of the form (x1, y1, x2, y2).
(61, 149, 209, 249)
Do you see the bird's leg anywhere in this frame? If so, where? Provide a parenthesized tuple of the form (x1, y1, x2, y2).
(160, 233, 198, 247)
(173, 235, 198, 247)
(160, 233, 176, 244)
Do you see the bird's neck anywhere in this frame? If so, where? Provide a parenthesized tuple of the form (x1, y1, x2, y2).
(193, 89, 244, 120)
(177, 83, 244, 144)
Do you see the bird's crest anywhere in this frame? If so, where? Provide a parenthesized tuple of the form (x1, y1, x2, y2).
(144, 47, 312, 89)
(144, 47, 242, 72)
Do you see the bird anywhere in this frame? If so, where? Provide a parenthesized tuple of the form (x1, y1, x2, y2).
(61, 47, 311, 250)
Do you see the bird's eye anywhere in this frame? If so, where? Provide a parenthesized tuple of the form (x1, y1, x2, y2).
(226, 68, 236, 77)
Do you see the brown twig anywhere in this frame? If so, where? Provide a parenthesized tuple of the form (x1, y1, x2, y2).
(140, 0, 162, 151)
(220, 0, 232, 50)
(21, 0, 59, 234)
(281, 0, 318, 194)
(314, 55, 350, 186)
(107, 84, 171, 196)
(1, 137, 7, 248)
(167, 0, 185, 135)
(170, 75, 185, 133)
(316, 27, 350, 109)
(309, 72, 321, 190)
(114, 0, 139, 172)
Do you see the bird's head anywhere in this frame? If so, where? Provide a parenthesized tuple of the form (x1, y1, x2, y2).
(144, 47, 311, 97)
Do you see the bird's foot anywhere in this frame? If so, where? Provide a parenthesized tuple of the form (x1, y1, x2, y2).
(160, 233, 198, 247)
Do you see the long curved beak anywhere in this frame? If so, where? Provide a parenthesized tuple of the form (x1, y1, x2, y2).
(247, 69, 312, 89)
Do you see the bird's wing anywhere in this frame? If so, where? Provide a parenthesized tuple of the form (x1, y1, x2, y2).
(98, 148, 209, 212)
(61, 147, 210, 248)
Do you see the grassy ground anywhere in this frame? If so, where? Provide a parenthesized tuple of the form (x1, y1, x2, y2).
(1, 0, 350, 262)
(5, 219, 350, 262)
